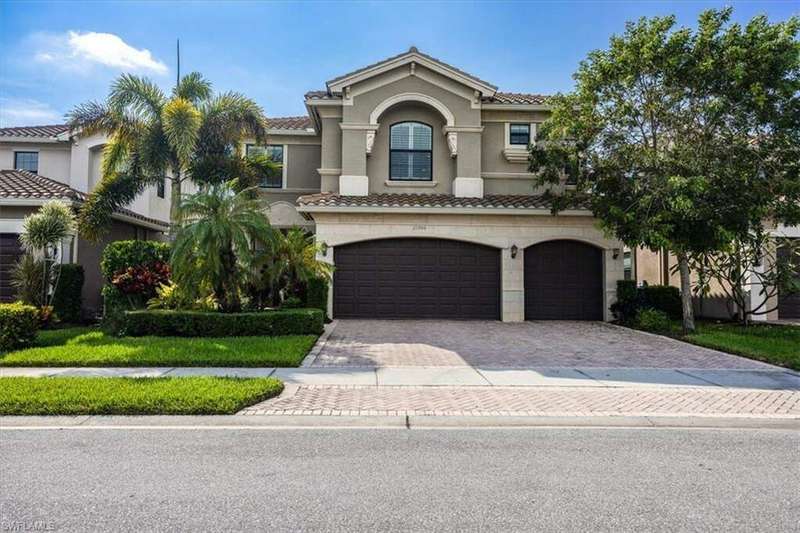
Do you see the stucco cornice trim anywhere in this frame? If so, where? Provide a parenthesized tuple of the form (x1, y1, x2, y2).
(327, 50, 498, 96)
(370, 92, 456, 126)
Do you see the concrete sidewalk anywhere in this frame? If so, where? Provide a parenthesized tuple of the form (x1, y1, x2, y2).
(2, 365, 799, 389)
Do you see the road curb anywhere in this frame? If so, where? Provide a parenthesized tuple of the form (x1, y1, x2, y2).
(2, 414, 798, 430)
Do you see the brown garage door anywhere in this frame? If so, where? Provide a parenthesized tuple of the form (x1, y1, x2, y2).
(778, 244, 800, 318)
(1, 233, 23, 303)
(525, 240, 603, 320)
(333, 238, 500, 319)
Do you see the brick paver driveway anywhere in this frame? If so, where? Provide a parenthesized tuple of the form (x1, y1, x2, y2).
(310, 320, 773, 369)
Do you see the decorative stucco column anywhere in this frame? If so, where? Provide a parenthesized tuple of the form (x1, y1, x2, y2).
(452, 129, 484, 198)
(339, 124, 371, 196)
(501, 246, 524, 322)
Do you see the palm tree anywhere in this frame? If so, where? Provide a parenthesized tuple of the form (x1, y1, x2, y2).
(170, 184, 273, 312)
(67, 72, 274, 239)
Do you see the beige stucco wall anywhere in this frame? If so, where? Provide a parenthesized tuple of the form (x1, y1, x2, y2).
(0, 142, 71, 183)
(311, 211, 624, 322)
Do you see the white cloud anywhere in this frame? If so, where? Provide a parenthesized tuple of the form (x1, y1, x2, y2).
(32, 31, 168, 75)
(0, 98, 62, 127)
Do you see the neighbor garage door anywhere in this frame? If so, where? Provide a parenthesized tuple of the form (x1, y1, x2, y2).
(525, 240, 603, 320)
(333, 238, 500, 319)
(778, 243, 800, 318)
(0, 233, 23, 303)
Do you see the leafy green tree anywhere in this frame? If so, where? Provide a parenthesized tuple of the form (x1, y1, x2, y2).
(530, 9, 800, 332)
(67, 73, 275, 239)
(170, 184, 273, 312)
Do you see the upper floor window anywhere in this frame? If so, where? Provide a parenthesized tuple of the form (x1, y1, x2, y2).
(156, 176, 165, 198)
(246, 144, 284, 188)
(14, 151, 38, 173)
(390, 122, 432, 181)
(509, 124, 530, 146)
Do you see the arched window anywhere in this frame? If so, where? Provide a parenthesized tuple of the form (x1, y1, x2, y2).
(390, 122, 432, 181)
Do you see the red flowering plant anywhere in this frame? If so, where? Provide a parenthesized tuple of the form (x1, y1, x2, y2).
(110, 261, 171, 307)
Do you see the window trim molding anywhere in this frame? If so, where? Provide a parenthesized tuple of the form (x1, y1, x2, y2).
(388, 121, 433, 182)
(246, 143, 288, 189)
(13, 150, 39, 174)
(504, 122, 537, 150)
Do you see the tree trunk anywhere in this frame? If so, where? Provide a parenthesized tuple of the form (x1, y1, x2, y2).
(169, 171, 182, 239)
(677, 252, 695, 333)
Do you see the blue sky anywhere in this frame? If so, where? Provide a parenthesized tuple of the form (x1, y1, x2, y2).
(1, 1, 797, 126)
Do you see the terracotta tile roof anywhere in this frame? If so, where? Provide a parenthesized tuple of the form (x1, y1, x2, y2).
(297, 192, 590, 211)
(0, 169, 85, 200)
(482, 92, 551, 105)
(327, 47, 498, 91)
(266, 116, 313, 130)
(0, 124, 70, 138)
(0, 169, 169, 229)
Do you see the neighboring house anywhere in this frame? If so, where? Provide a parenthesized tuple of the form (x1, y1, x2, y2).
(247, 47, 626, 321)
(0, 126, 170, 316)
(635, 222, 800, 321)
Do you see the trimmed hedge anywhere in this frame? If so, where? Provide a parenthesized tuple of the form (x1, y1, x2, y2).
(52, 264, 84, 323)
(0, 302, 40, 352)
(305, 277, 328, 315)
(100, 240, 171, 279)
(611, 280, 683, 324)
(120, 308, 324, 337)
(641, 285, 682, 320)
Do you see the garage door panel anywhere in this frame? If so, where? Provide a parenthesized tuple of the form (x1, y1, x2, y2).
(525, 240, 603, 321)
(334, 238, 500, 319)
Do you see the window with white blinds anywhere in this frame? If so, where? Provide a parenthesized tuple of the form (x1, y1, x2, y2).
(389, 122, 432, 181)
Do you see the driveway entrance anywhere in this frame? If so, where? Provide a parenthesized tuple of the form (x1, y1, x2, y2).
(310, 320, 775, 369)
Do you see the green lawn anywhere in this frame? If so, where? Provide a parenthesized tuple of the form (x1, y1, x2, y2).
(0, 376, 283, 415)
(0, 327, 316, 367)
(684, 322, 800, 371)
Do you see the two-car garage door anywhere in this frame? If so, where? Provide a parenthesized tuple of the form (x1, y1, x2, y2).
(333, 238, 501, 319)
(332, 238, 604, 321)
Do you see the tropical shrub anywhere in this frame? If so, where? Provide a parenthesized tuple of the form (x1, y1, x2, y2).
(254, 228, 333, 307)
(281, 296, 303, 309)
(10, 254, 46, 307)
(110, 261, 170, 298)
(0, 302, 40, 351)
(120, 308, 324, 337)
(146, 282, 216, 311)
(100, 240, 171, 316)
(51, 264, 84, 323)
(633, 309, 673, 333)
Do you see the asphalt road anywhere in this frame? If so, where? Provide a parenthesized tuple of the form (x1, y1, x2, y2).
(1, 427, 798, 532)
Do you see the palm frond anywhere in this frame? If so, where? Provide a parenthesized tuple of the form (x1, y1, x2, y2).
(162, 97, 201, 168)
(109, 73, 166, 119)
(174, 72, 212, 103)
(65, 101, 115, 137)
(78, 169, 148, 241)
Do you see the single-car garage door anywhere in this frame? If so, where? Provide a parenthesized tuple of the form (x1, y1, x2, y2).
(778, 243, 800, 318)
(525, 240, 603, 320)
(0, 233, 23, 303)
(333, 238, 500, 319)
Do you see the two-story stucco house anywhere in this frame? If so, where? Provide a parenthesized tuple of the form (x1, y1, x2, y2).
(251, 48, 626, 321)
(0, 125, 171, 315)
